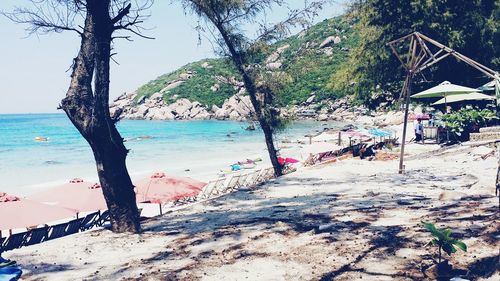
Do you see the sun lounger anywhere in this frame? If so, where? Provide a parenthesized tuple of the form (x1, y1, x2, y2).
(196, 178, 226, 200)
(24, 226, 49, 246)
(255, 167, 274, 183)
(80, 211, 101, 231)
(219, 174, 241, 194)
(242, 169, 260, 188)
(1, 232, 27, 252)
(46, 222, 69, 240)
(66, 218, 84, 235)
(97, 210, 110, 226)
(236, 173, 249, 189)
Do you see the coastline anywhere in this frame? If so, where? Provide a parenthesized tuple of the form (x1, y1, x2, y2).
(4, 134, 498, 280)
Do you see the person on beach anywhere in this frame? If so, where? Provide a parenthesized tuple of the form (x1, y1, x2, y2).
(415, 118, 423, 143)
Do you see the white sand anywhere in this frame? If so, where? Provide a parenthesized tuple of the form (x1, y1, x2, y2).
(4, 137, 499, 280)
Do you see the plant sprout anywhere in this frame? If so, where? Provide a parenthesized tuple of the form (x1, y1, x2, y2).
(422, 221, 467, 263)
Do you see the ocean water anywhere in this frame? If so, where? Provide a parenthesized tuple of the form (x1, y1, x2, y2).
(0, 113, 344, 196)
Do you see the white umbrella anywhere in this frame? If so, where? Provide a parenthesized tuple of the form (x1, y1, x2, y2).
(432, 92, 495, 105)
(411, 81, 479, 99)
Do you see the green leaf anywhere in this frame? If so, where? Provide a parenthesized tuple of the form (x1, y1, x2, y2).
(453, 241, 467, 252)
(442, 243, 455, 256)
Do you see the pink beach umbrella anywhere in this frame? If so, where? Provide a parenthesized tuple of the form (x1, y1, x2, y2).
(135, 172, 206, 205)
(0, 192, 77, 230)
(27, 178, 108, 214)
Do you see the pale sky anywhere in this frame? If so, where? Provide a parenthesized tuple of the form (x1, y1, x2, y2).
(0, 0, 346, 114)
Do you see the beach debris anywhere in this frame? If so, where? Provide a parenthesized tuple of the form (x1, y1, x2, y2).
(34, 136, 48, 142)
(244, 124, 255, 131)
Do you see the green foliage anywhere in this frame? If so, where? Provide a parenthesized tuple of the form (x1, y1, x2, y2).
(330, 0, 500, 108)
(134, 17, 358, 107)
(135, 58, 239, 107)
(422, 221, 467, 263)
(441, 109, 498, 140)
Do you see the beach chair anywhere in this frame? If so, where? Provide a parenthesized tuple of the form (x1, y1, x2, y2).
(219, 174, 241, 194)
(66, 218, 84, 235)
(80, 211, 100, 231)
(255, 167, 274, 184)
(242, 170, 259, 188)
(24, 226, 49, 246)
(236, 173, 249, 189)
(196, 178, 225, 200)
(46, 222, 69, 240)
(1, 232, 27, 252)
(97, 210, 111, 226)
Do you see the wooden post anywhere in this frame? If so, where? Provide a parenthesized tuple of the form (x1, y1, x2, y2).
(399, 73, 413, 174)
(338, 132, 341, 146)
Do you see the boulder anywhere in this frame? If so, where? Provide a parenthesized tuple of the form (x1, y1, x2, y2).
(169, 98, 193, 116)
(319, 36, 341, 48)
(210, 84, 220, 92)
(201, 62, 212, 69)
(266, 61, 282, 69)
(179, 72, 193, 80)
(149, 92, 163, 100)
(317, 114, 329, 121)
(215, 108, 229, 120)
(306, 95, 316, 104)
(160, 80, 184, 93)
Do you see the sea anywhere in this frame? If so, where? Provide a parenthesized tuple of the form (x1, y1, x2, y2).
(0, 113, 344, 196)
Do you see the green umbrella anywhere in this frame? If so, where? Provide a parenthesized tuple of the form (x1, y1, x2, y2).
(411, 81, 479, 99)
(412, 81, 479, 141)
(432, 92, 495, 105)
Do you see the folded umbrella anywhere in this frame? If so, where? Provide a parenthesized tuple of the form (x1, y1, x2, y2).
(0, 192, 76, 230)
(27, 178, 108, 214)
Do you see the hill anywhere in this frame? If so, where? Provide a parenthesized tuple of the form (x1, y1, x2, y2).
(110, 16, 361, 121)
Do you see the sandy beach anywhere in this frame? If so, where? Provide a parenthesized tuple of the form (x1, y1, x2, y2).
(4, 136, 499, 280)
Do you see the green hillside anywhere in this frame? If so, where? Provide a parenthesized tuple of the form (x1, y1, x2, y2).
(134, 16, 359, 108)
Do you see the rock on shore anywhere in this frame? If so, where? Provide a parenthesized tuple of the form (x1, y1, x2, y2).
(110, 91, 412, 127)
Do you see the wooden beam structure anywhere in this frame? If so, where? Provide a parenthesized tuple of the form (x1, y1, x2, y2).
(387, 32, 500, 174)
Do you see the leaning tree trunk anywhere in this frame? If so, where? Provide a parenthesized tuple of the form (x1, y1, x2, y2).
(214, 25, 283, 177)
(60, 0, 140, 233)
(239, 70, 283, 177)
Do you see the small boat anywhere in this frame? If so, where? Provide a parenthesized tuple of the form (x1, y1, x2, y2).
(34, 136, 48, 142)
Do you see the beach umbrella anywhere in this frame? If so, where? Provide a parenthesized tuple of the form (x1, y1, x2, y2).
(477, 80, 496, 91)
(135, 172, 206, 214)
(302, 142, 342, 156)
(27, 178, 108, 214)
(0, 192, 77, 230)
(277, 157, 300, 165)
(411, 81, 479, 99)
(411, 81, 480, 140)
(432, 92, 495, 105)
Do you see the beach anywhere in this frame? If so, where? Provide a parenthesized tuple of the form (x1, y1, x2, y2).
(3, 129, 499, 280)
(0, 114, 346, 196)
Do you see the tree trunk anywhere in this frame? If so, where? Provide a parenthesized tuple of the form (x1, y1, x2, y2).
(216, 26, 283, 177)
(60, 0, 140, 233)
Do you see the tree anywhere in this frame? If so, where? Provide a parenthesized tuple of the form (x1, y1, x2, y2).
(329, 0, 500, 108)
(180, 0, 324, 177)
(4, 0, 153, 233)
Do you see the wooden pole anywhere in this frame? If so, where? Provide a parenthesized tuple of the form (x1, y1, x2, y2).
(338, 131, 341, 146)
(399, 74, 413, 174)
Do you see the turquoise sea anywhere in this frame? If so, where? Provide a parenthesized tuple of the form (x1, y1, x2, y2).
(0, 113, 342, 196)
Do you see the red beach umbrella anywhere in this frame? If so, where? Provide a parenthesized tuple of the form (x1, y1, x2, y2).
(135, 172, 206, 204)
(27, 178, 108, 214)
(0, 192, 77, 230)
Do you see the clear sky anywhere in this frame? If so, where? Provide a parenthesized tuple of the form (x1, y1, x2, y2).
(0, 0, 346, 114)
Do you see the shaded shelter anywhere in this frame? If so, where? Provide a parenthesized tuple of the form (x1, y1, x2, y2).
(135, 172, 206, 215)
(27, 178, 108, 215)
(0, 192, 76, 231)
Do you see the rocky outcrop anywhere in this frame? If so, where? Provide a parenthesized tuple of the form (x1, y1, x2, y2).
(110, 89, 254, 121)
(319, 36, 341, 48)
(111, 90, 408, 127)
